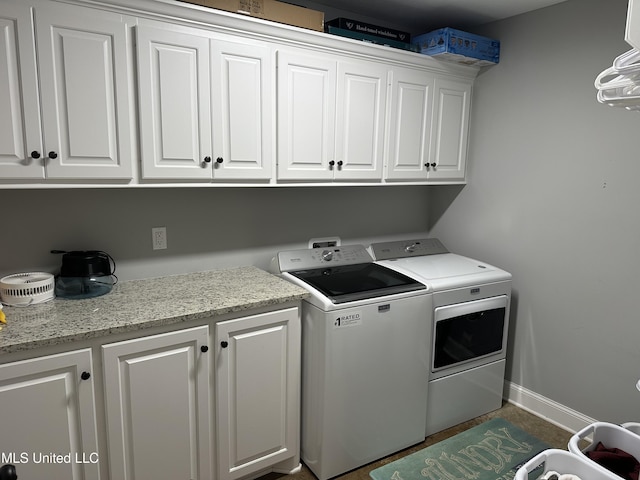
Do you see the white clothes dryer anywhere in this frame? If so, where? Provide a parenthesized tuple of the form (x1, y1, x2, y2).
(370, 238, 512, 436)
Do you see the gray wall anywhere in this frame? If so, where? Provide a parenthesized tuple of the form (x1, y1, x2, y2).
(428, 0, 640, 423)
(1, 186, 430, 280)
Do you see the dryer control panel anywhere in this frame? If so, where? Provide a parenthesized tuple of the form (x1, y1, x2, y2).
(370, 238, 449, 261)
(276, 244, 374, 272)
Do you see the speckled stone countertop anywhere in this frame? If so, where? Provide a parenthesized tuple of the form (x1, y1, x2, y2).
(0, 266, 308, 355)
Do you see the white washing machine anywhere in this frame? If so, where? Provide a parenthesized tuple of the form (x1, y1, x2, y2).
(369, 238, 512, 436)
(272, 244, 432, 480)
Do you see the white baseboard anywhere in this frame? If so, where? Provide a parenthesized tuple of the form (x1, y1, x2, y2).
(505, 381, 597, 434)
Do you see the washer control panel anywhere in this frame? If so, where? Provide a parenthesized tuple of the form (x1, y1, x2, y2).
(370, 238, 449, 261)
(277, 244, 373, 272)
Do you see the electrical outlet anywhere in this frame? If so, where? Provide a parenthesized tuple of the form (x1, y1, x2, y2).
(152, 227, 167, 250)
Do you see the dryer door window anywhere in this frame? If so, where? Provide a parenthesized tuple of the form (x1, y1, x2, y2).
(433, 295, 508, 371)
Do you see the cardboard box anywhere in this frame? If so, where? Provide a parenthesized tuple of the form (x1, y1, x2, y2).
(326, 26, 417, 52)
(325, 18, 410, 43)
(412, 28, 500, 66)
(180, 0, 324, 32)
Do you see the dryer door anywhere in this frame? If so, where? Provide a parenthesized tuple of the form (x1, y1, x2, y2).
(432, 295, 508, 375)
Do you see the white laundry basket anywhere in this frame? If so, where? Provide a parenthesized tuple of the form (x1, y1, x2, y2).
(622, 422, 640, 436)
(514, 449, 620, 480)
(568, 422, 640, 479)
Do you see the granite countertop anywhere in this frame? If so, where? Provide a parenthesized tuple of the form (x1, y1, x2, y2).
(0, 266, 308, 355)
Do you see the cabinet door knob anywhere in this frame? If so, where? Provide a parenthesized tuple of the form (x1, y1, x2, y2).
(81, 371, 91, 381)
(337, 160, 343, 167)
(220, 341, 228, 348)
(430, 163, 436, 167)
(203, 156, 212, 165)
(31, 151, 41, 159)
(216, 157, 224, 163)
(329, 160, 335, 168)
(200, 345, 209, 353)
(48, 151, 58, 159)
(0, 464, 17, 480)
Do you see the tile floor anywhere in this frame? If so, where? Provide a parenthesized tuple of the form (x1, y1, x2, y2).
(266, 402, 575, 480)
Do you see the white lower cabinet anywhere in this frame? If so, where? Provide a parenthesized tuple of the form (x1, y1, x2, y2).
(0, 349, 100, 480)
(102, 326, 212, 480)
(215, 307, 301, 480)
(100, 307, 301, 480)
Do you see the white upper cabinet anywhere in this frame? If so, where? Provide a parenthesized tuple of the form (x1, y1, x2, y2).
(137, 25, 213, 180)
(0, 2, 42, 178)
(36, 3, 135, 179)
(0, 0, 134, 180)
(335, 61, 387, 181)
(137, 22, 273, 181)
(211, 40, 273, 180)
(277, 51, 336, 181)
(387, 71, 470, 182)
(277, 51, 387, 181)
(0, 0, 477, 186)
(386, 67, 435, 181)
(429, 77, 472, 182)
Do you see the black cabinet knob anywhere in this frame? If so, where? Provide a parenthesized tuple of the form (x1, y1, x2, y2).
(81, 371, 91, 381)
(216, 157, 224, 163)
(337, 160, 343, 166)
(48, 151, 58, 159)
(203, 156, 212, 163)
(201, 345, 209, 353)
(430, 163, 436, 167)
(329, 160, 335, 168)
(0, 464, 17, 480)
(31, 151, 41, 159)
(220, 341, 228, 348)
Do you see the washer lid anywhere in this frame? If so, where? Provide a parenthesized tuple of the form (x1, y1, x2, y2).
(288, 263, 426, 304)
(380, 253, 512, 290)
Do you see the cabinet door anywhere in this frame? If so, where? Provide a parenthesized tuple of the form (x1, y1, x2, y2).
(334, 61, 387, 181)
(0, 349, 99, 480)
(211, 39, 273, 180)
(429, 77, 471, 181)
(216, 307, 301, 480)
(386, 67, 434, 181)
(277, 51, 336, 181)
(0, 1, 43, 179)
(137, 24, 212, 180)
(103, 326, 211, 480)
(35, 2, 134, 179)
